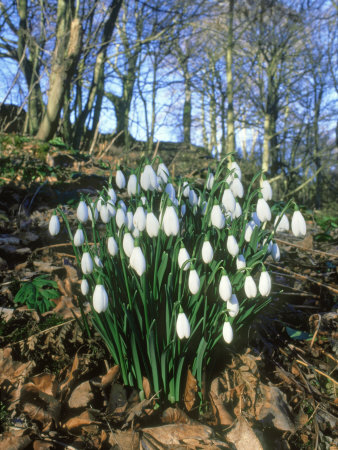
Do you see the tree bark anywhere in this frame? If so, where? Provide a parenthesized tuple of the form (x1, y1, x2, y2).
(226, 0, 235, 158)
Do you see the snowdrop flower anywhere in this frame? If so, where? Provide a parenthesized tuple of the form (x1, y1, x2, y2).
(107, 236, 118, 256)
(227, 294, 239, 318)
(229, 160, 241, 180)
(116, 168, 126, 189)
(127, 173, 140, 196)
(181, 203, 186, 217)
(236, 254, 246, 270)
(157, 162, 169, 184)
(93, 284, 108, 313)
(259, 268, 271, 297)
(133, 205, 146, 231)
(165, 183, 176, 201)
(130, 244, 146, 276)
(244, 275, 257, 298)
(118, 199, 127, 212)
(261, 179, 272, 201)
(116, 207, 127, 229)
(176, 310, 190, 339)
(88, 203, 98, 222)
(274, 214, 290, 233)
(107, 201, 116, 217)
(126, 211, 134, 231)
(189, 189, 198, 207)
(163, 204, 180, 236)
(178, 246, 190, 271)
(223, 321, 233, 344)
(49, 213, 60, 236)
(100, 204, 111, 224)
(123, 232, 134, 257)
(211, 203, 225, 229)
(77, 200, 88, 223)
(81, 252, 93, 275)
(291, 209, 306, 237)
(188, 268, 200, 295)
(230, 177, 244, 198)
(132, 227, 140, 238)
(107, 187, 117, 204)
(244, 220, 255, 242)
(219, 272, 232, 302)
(206, 172, 214, 190)
(252, 212, 261, 227)
(201, 201, 208, 216)
(74, 227, 85, 247)
(271, 242, 280, 262)
(141, 164, 158, 191)
(94, 255, 103, 268)
(81, 278, 89, 296)
(97, 197, 103, 212)
(182, 181, 190, 198)
(222, 187, 236, 213)
(227, 234, 239, 257)
(146, 211, 160, 238)
(256, 196, 271, 222)
(202, 240, 213, 264)
(233, 202, 242, 218)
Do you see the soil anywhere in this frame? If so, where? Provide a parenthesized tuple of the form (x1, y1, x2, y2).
(0, 134, 337, 449)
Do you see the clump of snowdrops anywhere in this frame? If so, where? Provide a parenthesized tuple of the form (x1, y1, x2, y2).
(49, 155, 306, 404)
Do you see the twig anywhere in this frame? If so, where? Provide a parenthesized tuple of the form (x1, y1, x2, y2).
(12, 319, 75, 346)
(89, 121, 100, 155)
(151, 140, 160, 160)
(267, 263, 338, 294)
(295, 359, 338, 386)
(275, 238, 338, 259)
(310, 315, 321, 349)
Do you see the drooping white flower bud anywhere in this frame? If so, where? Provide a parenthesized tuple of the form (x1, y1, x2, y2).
(76, 200, 88, 224)
(256, 197, 271, 222)
(157, 162, 170, 184)
(116, 169, 126, 189)
(244, 220, 255, 242)
(227, 234, 239, 257)
(229, 161, 241, 180)
(74, 228, 85, 247)
(178, 246, 190, 271)
(81, 252, 93, 275)
(146, 212, 160, 238)
(88, 203, 98, 222)
(141, 164, 157, 191)
(100, 204, 111, 224)
(181, 203, 187, 217)
(206, 172, 214, 190)
(271, 242, 280, 262)
(189, 189, 198, 207)
(211, 203, 225, 229)
(252, 212, 261, 227)
(133, 205, 146, 231)
(261, 179, 272, 201)
(97, 196, 103, 212)
(81, 278, 89, 295)
(130, 245, 146, 276)
(230, 177, 244, 198)
(116, 207, 127, 229)
(165, 183, 176, 201)
(118, 199, 127, 212)
(259, 269, 271, 297)
(223, 321, 234, 344)
(227, 294, 239, 318)
(127, 174, 140, 196)
(49, 213, 60, 236)
(222, 187, 236, 213)
(107, 236, 118, 256)
(202, 240, 213, 264)
(132, 227, 140, 238)
(107, 201, 116, 218)
(244, 275, 257, 298)
(94, 255, 103, 268)
(126, 211, 134, 231)
(163, 205, 180, 236)
(123, 232, 134, 257)
(236, 254, 246, 270)
(274, 214, 290, 233)
(182, 181, 190, 198)
(107, 187, 117, 204)
(291, 210, 306, 237)
(233, 202, 242, 218)
(219, 273, 232, 302)
(188, 268, 200, 295)
(176, 311, 190, 339)
(201, 201, 208, 216)
(93, 284, 108, 313)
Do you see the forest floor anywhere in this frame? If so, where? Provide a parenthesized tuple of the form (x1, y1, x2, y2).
(0, 133, 337, 449)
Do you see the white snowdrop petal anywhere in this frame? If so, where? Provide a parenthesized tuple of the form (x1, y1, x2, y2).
(223, 321, 234, 344)
(259, 271, 271, 297)
(81, 279, 89, 296)
(202, 241, 213, 264)
(130, 246, 146, 276)
(49, 215, 60, 236)
(116, 169, 126, 189)
(116, 208, 127, 229)
(176, 312, 190, 339)
(206, 172, 214, 190)
(227, 235, 239, 257)
(271, 242, 280, 262)
(178, 247, 190, 271)
(256, 198, 271, 222)
(163, 206, 179, 236)
(81, 252, 93, 275)
(222, 188, 236, 213)
(123, 233, 134, 257)
(219, 274, 232, 302)
(261, 179, 272, 201)
(77, 201, 88, 223)
(274, 214, 290, 233)
(211, 204, 225, 229)
(127, 174, 140, 196)
(74, 228, 85, 247)
(93, 284, 108, 313)
(107, 236, 118, 256)
(227, 294, 239, 318)
(100, 204, 110, 223)
(291, 210, 306, 237)
(244, 275, 257, 298)
(146, 212, 160, 238)
(236, 254, 246, 270)
(188, 269, 200, 295)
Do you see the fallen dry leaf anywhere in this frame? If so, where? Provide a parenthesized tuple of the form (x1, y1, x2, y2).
(161, 406, 194, 424)
(209, 377, 234, 426)
(29, 373, 58, 397)
(142, 423, 214, 446)
(109, 429, 140, 449)
(226, 416, 263, 450)
(108, 383, 128, 415)
(63, 409, 100, 431)
(32, 440, 54, 449)
(142, 376, 151, 399)
(59, 352, 80, 398)
(0, 428, 32, 449)
(101, 365, 119, 389)
(0, 347, 34, 387)
(184, 368, 198, 412)
(68, 380, 94, 408)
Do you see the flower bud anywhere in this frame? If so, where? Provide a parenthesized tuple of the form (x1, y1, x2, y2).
(227, 234, 239, 257)
(188, 269, 200, 295)
(100, 204, 111, 224)
(49, 214, 60, 236)
(244, 221, 255, 242)
(259, 269, 271, 297)
(178, 246, 190, 271)
(244, 275, 257, 298)
(133, 206, 146, 231)
(189, 189, 198, 207)
(94, 255, 103, 268)
(74, 228, 85, 246)
(206, 172, 214, 190)
(127, 174, 140, 196)
(77, 201, 88, 223)
(219, 273, 232, 302)
(107, 187, 117, 204)
(234, 202, 242, 218)
(88, 203, 98, 222)
(116, 208, 127, 229)
(271, 242, 280, 262)
(126, 211, 134, 231)
(163, 205, 180, 236)
(236, 254, 246, 270)
(81, 252, 93, 275)
(107, 236, 118, 256)
(93, 284, 108, 313)
(176, 311, 190, 339)
(274, 214, 289, 233)
(211, 204, 225, 229)
(146, 212, 160, 238)
(202, 240, 213, 264)
(223, 321, 233, 344)
(130, 245, 146, 276)
(107, 201, 116, 218)
(230, 177, 244, 198)
(229, 161, 241, 180)
(157, 163, 170, 184)
(227, 294, 239, 317)
(123, 232, 134, 257)
(165, 183, 176, 201)
(116, 169, 126, 189)
(261, 179, 272, 201)
(182, 181, 190, 198)
(291, 210, 306, 237)
(81, 278, 89, 295)
(222, 187, 236, 213)
(256, 197, 271, 222)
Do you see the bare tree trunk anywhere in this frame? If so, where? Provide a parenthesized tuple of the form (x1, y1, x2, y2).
(36, 1, 82, 141)
(201, 83, 208, 150)
(226, 0, 235, 158)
